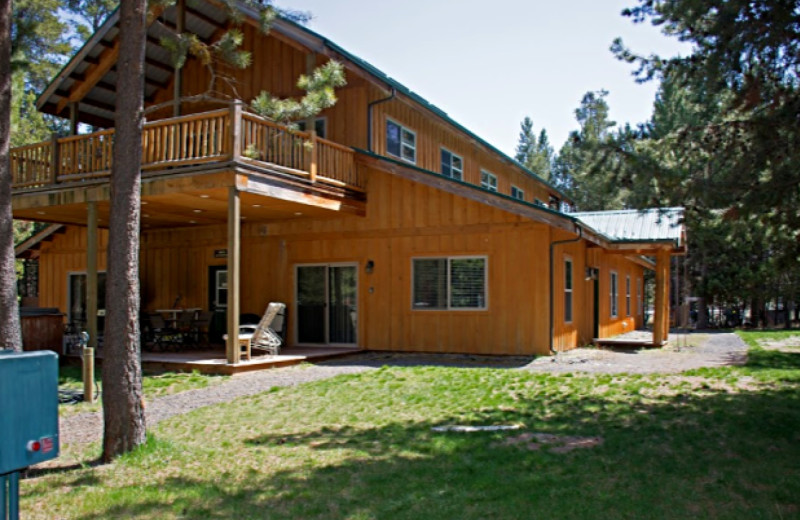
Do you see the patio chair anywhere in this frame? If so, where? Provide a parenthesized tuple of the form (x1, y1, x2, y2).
(223, 302, 286, 361)
(190, 310, 215, 347)
(144, 313, 184, 351)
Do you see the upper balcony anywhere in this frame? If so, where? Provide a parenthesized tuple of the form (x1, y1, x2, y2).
(10, 104, 365, 227)
(11, 105, 363, 192)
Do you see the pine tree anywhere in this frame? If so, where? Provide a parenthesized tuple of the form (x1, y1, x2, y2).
(527, 128, 553, 182)
(514, 116, 553, 182)
(612, 0, 800, 234)
(553, 90, 625, 210)
(515, 116, 535, 164)
(102, 0, 147, 461)
(0, 0, 21, 351)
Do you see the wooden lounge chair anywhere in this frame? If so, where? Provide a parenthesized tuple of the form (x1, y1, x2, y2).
(224, 302, 286, 361)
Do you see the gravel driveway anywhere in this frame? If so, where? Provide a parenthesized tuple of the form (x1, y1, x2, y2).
(59, 332, 747, 447)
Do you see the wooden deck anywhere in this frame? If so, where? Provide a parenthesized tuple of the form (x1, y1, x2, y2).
(592, 338, 667, 349)
(10, 105, 363, 193)
(66, 346, 362, 375)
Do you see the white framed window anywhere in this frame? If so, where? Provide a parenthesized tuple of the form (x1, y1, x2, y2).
(412, 256, 487, 310)
(440, 148, 463, 181)
(386, 118, 416, 164)
(564, 258, 573, 323)
(295, 117, 327, 138)
(638, 278, 643, 316)
(626, 275, 631, 316)
(481, 170, 498, 192)
(534, 198, 544, 206)
(511, 185, 525, 200)
(610, 271, 618, 318)
(215, 269, 228, 309)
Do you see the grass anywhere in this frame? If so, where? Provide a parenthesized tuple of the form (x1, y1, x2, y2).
(23, 332, 800, 519)
(58, 365, 228, 416)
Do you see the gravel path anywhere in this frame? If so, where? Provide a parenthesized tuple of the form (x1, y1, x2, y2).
(521, 331, 748, 374)
(59, 332, 748, 446)
(60, 364, 372, 446)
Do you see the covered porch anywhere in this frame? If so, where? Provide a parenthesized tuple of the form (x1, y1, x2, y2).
(11, 105, 366, 367)
(575, 208, 687, 349)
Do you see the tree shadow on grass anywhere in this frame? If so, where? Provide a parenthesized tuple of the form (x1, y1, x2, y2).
(73, 378, 800, 520)
(746, 349, 800, 371)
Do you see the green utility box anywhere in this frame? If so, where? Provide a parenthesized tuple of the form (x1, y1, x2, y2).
(0, 351, 59, 474)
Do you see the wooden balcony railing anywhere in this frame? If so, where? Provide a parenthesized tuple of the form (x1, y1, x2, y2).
(9, 104, 364, 192)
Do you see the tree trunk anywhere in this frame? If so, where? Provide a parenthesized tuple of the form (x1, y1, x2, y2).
(0, 0, 21, 352)
(101, 0, 147, 461)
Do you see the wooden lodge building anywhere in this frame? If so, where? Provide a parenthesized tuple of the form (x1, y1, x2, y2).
(10, 2, 686, 366)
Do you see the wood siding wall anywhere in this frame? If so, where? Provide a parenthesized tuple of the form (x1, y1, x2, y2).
(146, 25, 561, 207)
(37, 167, 644, 355)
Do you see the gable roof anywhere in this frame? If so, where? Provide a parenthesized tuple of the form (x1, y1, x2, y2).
(573, 208, 685, 246)
(36, 1, 568, 200)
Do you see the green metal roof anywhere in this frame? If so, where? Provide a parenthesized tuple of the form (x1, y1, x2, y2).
(573, 208, 685, 246)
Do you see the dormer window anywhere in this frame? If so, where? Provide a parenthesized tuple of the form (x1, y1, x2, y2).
(386, 119, 416, 164)
(440, 148, 463, 181)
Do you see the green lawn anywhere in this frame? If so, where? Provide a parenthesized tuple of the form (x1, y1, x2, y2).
(24, 331, 800, 519)
(58, 365, 228, 416)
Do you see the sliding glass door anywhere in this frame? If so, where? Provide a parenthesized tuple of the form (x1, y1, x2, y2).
(296, 264, 357, 346)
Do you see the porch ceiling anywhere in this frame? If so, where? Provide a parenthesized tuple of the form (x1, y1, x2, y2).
(12, 187, 345, 229)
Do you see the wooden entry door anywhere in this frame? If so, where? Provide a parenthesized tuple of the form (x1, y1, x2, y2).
(296, 264, 357, 346)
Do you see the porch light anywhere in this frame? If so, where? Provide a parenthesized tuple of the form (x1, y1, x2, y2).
(365, 260, 375, 274)
(199, 194, 210, 199)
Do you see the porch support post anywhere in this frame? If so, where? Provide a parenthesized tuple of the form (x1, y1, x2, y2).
(226, 186, 241, 364)
(653, 249, 669, 346)
(87, 200, 99, 349)
(69, 102, 79, 135)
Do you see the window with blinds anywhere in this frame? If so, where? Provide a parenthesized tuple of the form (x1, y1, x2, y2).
(412, 256, 487, 310)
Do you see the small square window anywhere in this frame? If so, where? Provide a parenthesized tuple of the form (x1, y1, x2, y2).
(441, 148, 463, 181)
(511, 186, 525, 200)
(481, 170, 498, 192)
(386, 119, 416, 164)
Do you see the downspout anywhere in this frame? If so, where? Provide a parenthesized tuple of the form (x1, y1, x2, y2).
(367, 87, 396, 152)
(549, 225, 583, 355)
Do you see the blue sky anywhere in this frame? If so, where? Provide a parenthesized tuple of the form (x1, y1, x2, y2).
(284, 0, 690, 156)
